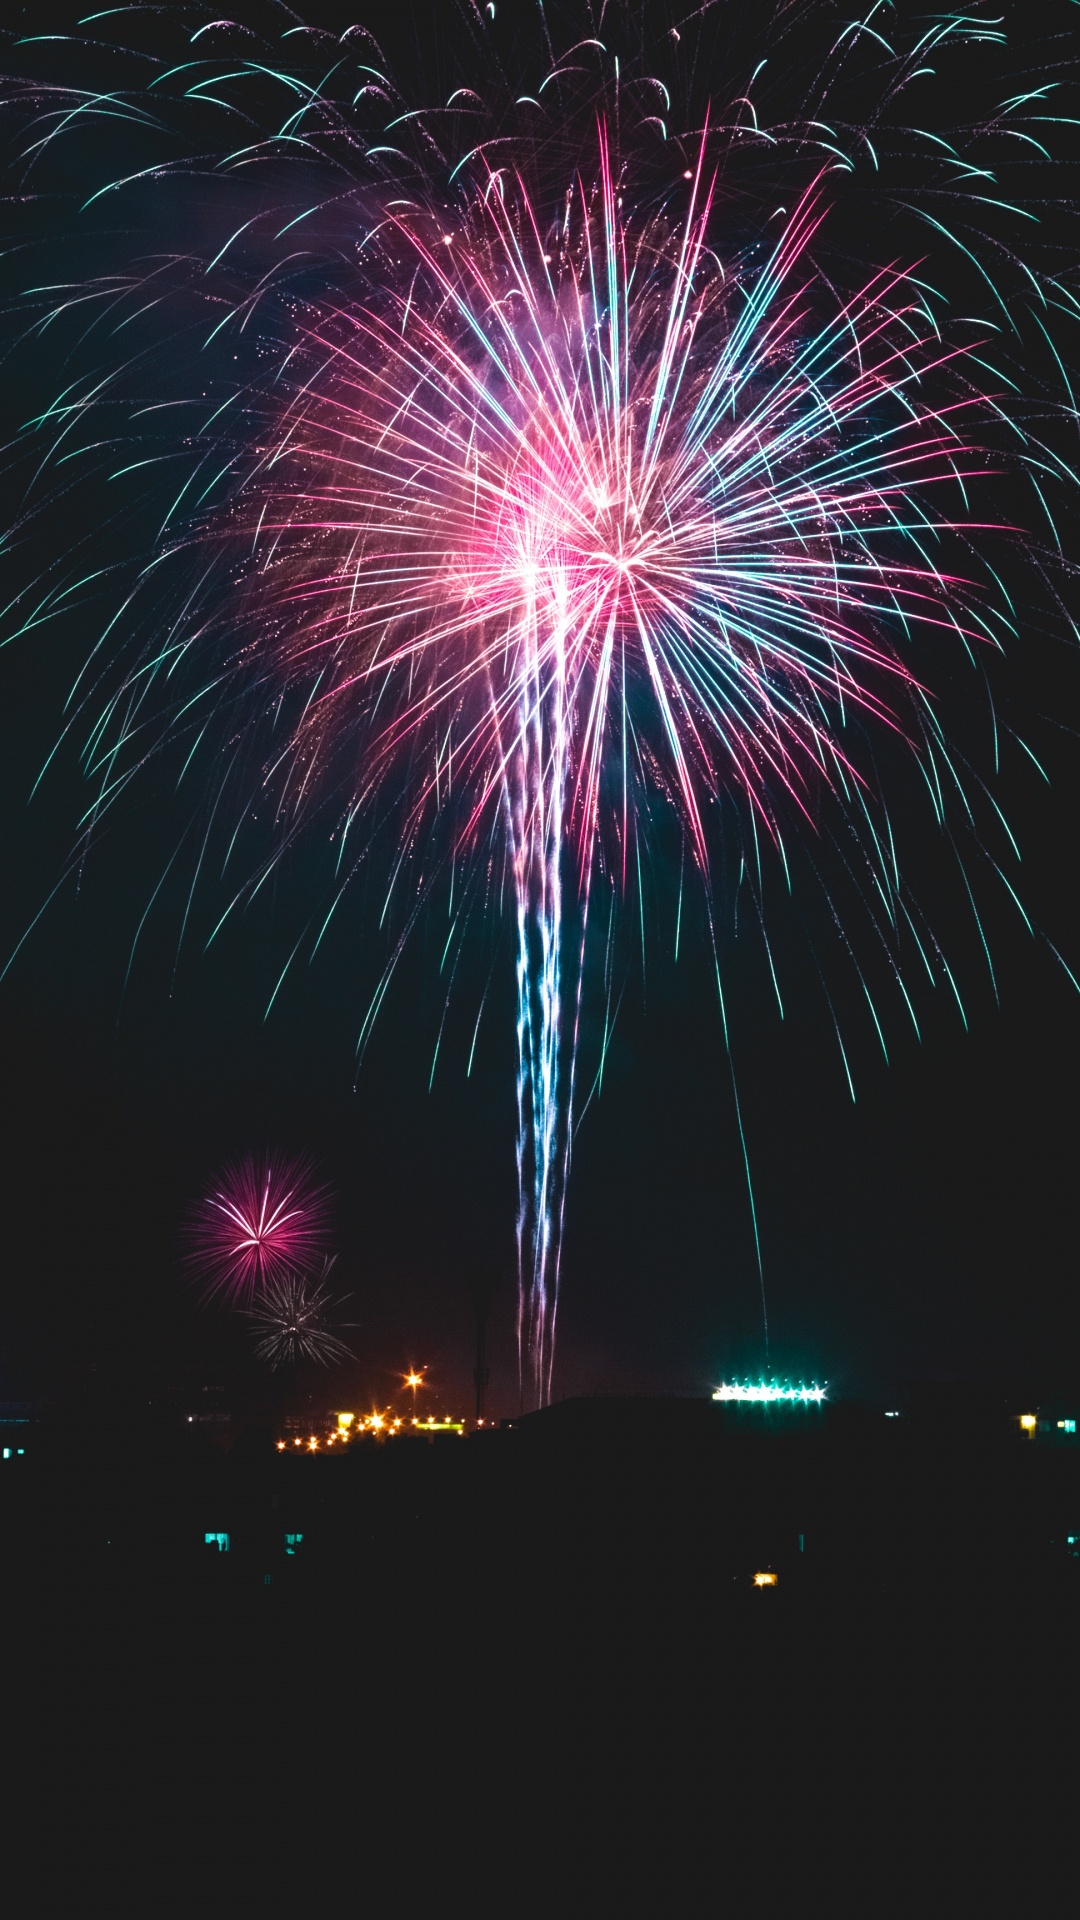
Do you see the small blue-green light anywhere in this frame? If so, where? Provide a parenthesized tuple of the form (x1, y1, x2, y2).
(204, 1531, 230, 1552)
(284, 1532, 303, 1556)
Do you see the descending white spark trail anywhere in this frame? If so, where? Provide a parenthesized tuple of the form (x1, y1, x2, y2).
(511, 625, 576, 1410)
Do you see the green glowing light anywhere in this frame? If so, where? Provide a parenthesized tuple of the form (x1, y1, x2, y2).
(713, 1381, 826, 1404)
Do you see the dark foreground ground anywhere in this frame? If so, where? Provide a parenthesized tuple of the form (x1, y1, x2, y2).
(5, 1396, 1078, 1902)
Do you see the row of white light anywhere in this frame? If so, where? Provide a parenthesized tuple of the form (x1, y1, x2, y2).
(712, 1382, 827, 1403)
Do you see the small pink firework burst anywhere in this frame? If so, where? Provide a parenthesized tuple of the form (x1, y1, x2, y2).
(189, 1153, 331, 1307)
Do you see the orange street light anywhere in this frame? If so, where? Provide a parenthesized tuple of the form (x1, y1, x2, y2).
(403, 1368, 427, 1412)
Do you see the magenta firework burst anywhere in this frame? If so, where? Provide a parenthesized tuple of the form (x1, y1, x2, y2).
(2, 8, 1077, 1405)
(189, 1154, 332, 1306)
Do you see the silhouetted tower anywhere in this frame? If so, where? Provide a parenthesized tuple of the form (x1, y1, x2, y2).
(469, 1268, 497, 1419)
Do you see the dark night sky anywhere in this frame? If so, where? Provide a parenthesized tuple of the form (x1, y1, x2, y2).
(2, 1, 1079, 1417)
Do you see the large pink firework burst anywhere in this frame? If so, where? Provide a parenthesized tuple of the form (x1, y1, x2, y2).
(189, 1153, 332, 1306)
(223, 143, 991, 1399)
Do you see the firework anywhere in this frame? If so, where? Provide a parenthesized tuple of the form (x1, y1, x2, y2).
(249, 1262, 351, 1369)
(189, 1153, 331, 1306)
(1, 8, 1076, 1405)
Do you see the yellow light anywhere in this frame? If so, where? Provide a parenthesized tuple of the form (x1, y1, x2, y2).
(336, 1412, 355, 1430)
(753, 1572, 778, 1588)
(404, 1370, 425, 1392)
(276, 1441, 286, 1452)
(308, 1437, 318, 1451)
(1020, 1414, 1037, 1432)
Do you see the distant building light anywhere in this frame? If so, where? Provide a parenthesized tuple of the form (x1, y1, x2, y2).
(1019, 1414, 1037, 1433)
(2, 1448, 10, 1460)
(336, 1413, 354, 1430)
(885, 1410, 901, 1418)
(713, 1382, 826, 1404)
(1057, 1420, 1076, 1434)
(753, 1572, 778, 1588)
(284, 1532, 303, 1556)
(204, 1532, 230, 1553)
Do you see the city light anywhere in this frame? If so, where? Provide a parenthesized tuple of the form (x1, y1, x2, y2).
(713, 1382, 826, 1404)
(1057, 1420, 1076, 1434)
(1019, 1414, 1037, 1433)
(753, 1572, 778, 1588)
(274, 1406, 472, 1449)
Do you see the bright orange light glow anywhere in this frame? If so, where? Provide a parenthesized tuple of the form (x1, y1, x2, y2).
(336, 1412, 355, 1429)
(276, 1440, 286, 1452)
(753, 1572, 778, 1588)
(404, 1370, 425, 1392)
(308, 1437, 319, 1451)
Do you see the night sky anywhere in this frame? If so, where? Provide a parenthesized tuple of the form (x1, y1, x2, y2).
(2, 0, 1079, 1419)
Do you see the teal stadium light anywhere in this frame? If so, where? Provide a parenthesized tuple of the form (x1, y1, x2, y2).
(712, 1381, 826, 1404)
